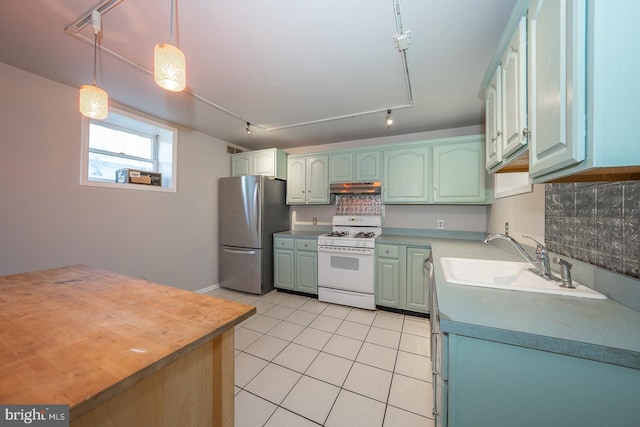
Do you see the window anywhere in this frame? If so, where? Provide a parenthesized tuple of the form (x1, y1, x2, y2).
(81, 107, 177, 191)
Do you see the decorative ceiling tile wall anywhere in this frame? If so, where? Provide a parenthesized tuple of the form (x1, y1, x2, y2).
(545, 181, 640, 279)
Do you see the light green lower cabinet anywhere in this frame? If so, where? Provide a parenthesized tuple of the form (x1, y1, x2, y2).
(274, 236, 318, 295)
(376, 244, 430, 313)
(443, 334, 640, 427)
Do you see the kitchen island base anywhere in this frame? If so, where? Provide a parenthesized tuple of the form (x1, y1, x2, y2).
(72, 329, 234, 427)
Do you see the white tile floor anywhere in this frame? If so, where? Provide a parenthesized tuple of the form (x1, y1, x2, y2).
(206, 288, 435, 427)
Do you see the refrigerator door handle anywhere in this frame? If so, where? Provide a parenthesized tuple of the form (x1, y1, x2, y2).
(223, 248, 257, 255)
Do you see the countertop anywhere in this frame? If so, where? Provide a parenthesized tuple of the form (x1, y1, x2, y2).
(427, 238, 640, 370)
(0, 265, 255, 419)
(274, 230, 325, 238)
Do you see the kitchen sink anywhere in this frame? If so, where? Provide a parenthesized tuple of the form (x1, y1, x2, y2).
(440, 257, 607, 299)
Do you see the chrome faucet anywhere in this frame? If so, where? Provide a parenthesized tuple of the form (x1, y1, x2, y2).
(483, 234, 555, 280)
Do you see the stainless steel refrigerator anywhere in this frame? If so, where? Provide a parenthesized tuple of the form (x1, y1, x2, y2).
(218, 175, 290, 294)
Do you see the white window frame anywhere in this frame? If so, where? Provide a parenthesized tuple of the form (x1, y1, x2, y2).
(80, 106, 177, 192)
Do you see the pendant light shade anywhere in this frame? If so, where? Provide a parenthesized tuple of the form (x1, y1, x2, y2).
(154, 43, 186, 92)
(79, 84, 109, 119)
(79, 10, 108, 120)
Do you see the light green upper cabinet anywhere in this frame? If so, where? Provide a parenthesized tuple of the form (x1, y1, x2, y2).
(528, 0, 585, 177)
(485, 14, 528, 173)
(231, 148, 288, 180)
(382, 146, 430, 204)
(286, 155, 330, 204)
(329, 150, 380, 183)
(355, 151, 381, 182)
(485, 0, 640, 181)
(433, 137, 487, 204)
(501, 16, 528, 158)
(231, 152, 251, 176)
(383, 136, 490, 204)
(485, 66, 503, 169)
(329, 152, 353, 183)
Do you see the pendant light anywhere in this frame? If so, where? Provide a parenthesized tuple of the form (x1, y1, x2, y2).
(154, 0, 186, 92)
(79, 10, 108, 120)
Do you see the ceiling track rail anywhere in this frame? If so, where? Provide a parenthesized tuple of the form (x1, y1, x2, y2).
(393, 0, 414, 105)
(65, 0, 414, 134)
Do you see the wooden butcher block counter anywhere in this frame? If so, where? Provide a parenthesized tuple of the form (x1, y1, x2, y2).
(0, 265, 255, 427)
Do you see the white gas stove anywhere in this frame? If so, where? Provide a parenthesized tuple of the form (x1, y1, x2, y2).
(317, 215, 382, 310)
(318, 215, 382, 252)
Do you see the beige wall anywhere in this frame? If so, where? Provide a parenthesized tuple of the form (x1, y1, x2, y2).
(486, 183, 545, 243)
(0, 63, 231, 291)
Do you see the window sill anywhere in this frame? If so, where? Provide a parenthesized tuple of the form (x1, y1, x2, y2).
(81, 180, 176, 193)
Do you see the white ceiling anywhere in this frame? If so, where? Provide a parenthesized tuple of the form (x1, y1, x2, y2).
(0, 0, 516, 151)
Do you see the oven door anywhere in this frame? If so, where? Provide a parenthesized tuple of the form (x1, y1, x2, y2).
(317, 247, 375, 294)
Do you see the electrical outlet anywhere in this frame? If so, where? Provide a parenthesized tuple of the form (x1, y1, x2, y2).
(505, 222, 509, 235)
(313, 217, 318, 225)
(437, 219, 445, 230)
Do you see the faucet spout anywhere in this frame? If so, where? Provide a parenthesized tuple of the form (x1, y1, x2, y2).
(483, 233, 536, 265)
(483, 233, 556, 280)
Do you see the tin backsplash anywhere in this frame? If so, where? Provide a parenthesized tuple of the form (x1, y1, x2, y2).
(335, 194, 383, 216)
(545, 181, 640, 279)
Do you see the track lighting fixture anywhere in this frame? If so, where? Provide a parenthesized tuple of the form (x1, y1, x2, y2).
(79, 10, 108, 120)
(246, 122, 252, 135)
(385, 109, 393, 128)
(154, 0, 186, 92)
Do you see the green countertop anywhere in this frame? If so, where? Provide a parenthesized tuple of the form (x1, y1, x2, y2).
(427, 238, 640, 370)
(274, 230, 325, 238)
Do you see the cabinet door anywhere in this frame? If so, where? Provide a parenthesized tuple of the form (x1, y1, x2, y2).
(432, 139, 486, 203)
(329, 153, 353, 183)
(355, 151, 381, 181)
(376, 257, 402, 308)
(305, 155, 329, 204)
(274, 249, 295, 290)
(295, 250, 318, 295)
(528, 0, 586, 177)
(485, 66, 503, 169)
(286, 157, 307, 204)
(405, 247, 430, 313)
(501, 17, 528, 158)
(231, 152, 251, 176)
(252, 149, 276, 177)
(383, 146, 430, 204)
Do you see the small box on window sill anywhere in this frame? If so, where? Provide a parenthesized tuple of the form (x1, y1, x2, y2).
(116, 169, 162, 186)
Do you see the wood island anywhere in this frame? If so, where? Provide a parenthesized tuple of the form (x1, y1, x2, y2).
(0, 265, 255, 426)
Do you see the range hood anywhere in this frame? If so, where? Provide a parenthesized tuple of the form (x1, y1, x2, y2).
(330, 182, 382, 194)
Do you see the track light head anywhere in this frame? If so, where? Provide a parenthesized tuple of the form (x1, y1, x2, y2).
(385, 109, 393, 128)
(246, 122, 252, 135)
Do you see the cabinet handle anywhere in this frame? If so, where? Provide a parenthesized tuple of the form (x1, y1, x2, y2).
(496, 130, 503, 136)
(522, 128, 531, 137)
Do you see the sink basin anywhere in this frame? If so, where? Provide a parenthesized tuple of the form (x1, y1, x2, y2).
(440, 257, 607, 299)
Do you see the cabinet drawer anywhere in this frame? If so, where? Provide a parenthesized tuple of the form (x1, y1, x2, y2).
(377, 244, 400, 258)
(274, 237, 294, 250)
(296, 239, 318, 251)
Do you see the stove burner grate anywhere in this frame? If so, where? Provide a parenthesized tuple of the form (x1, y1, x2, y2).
(326, 231, 349, 237)
(353, 231, 376, 239)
